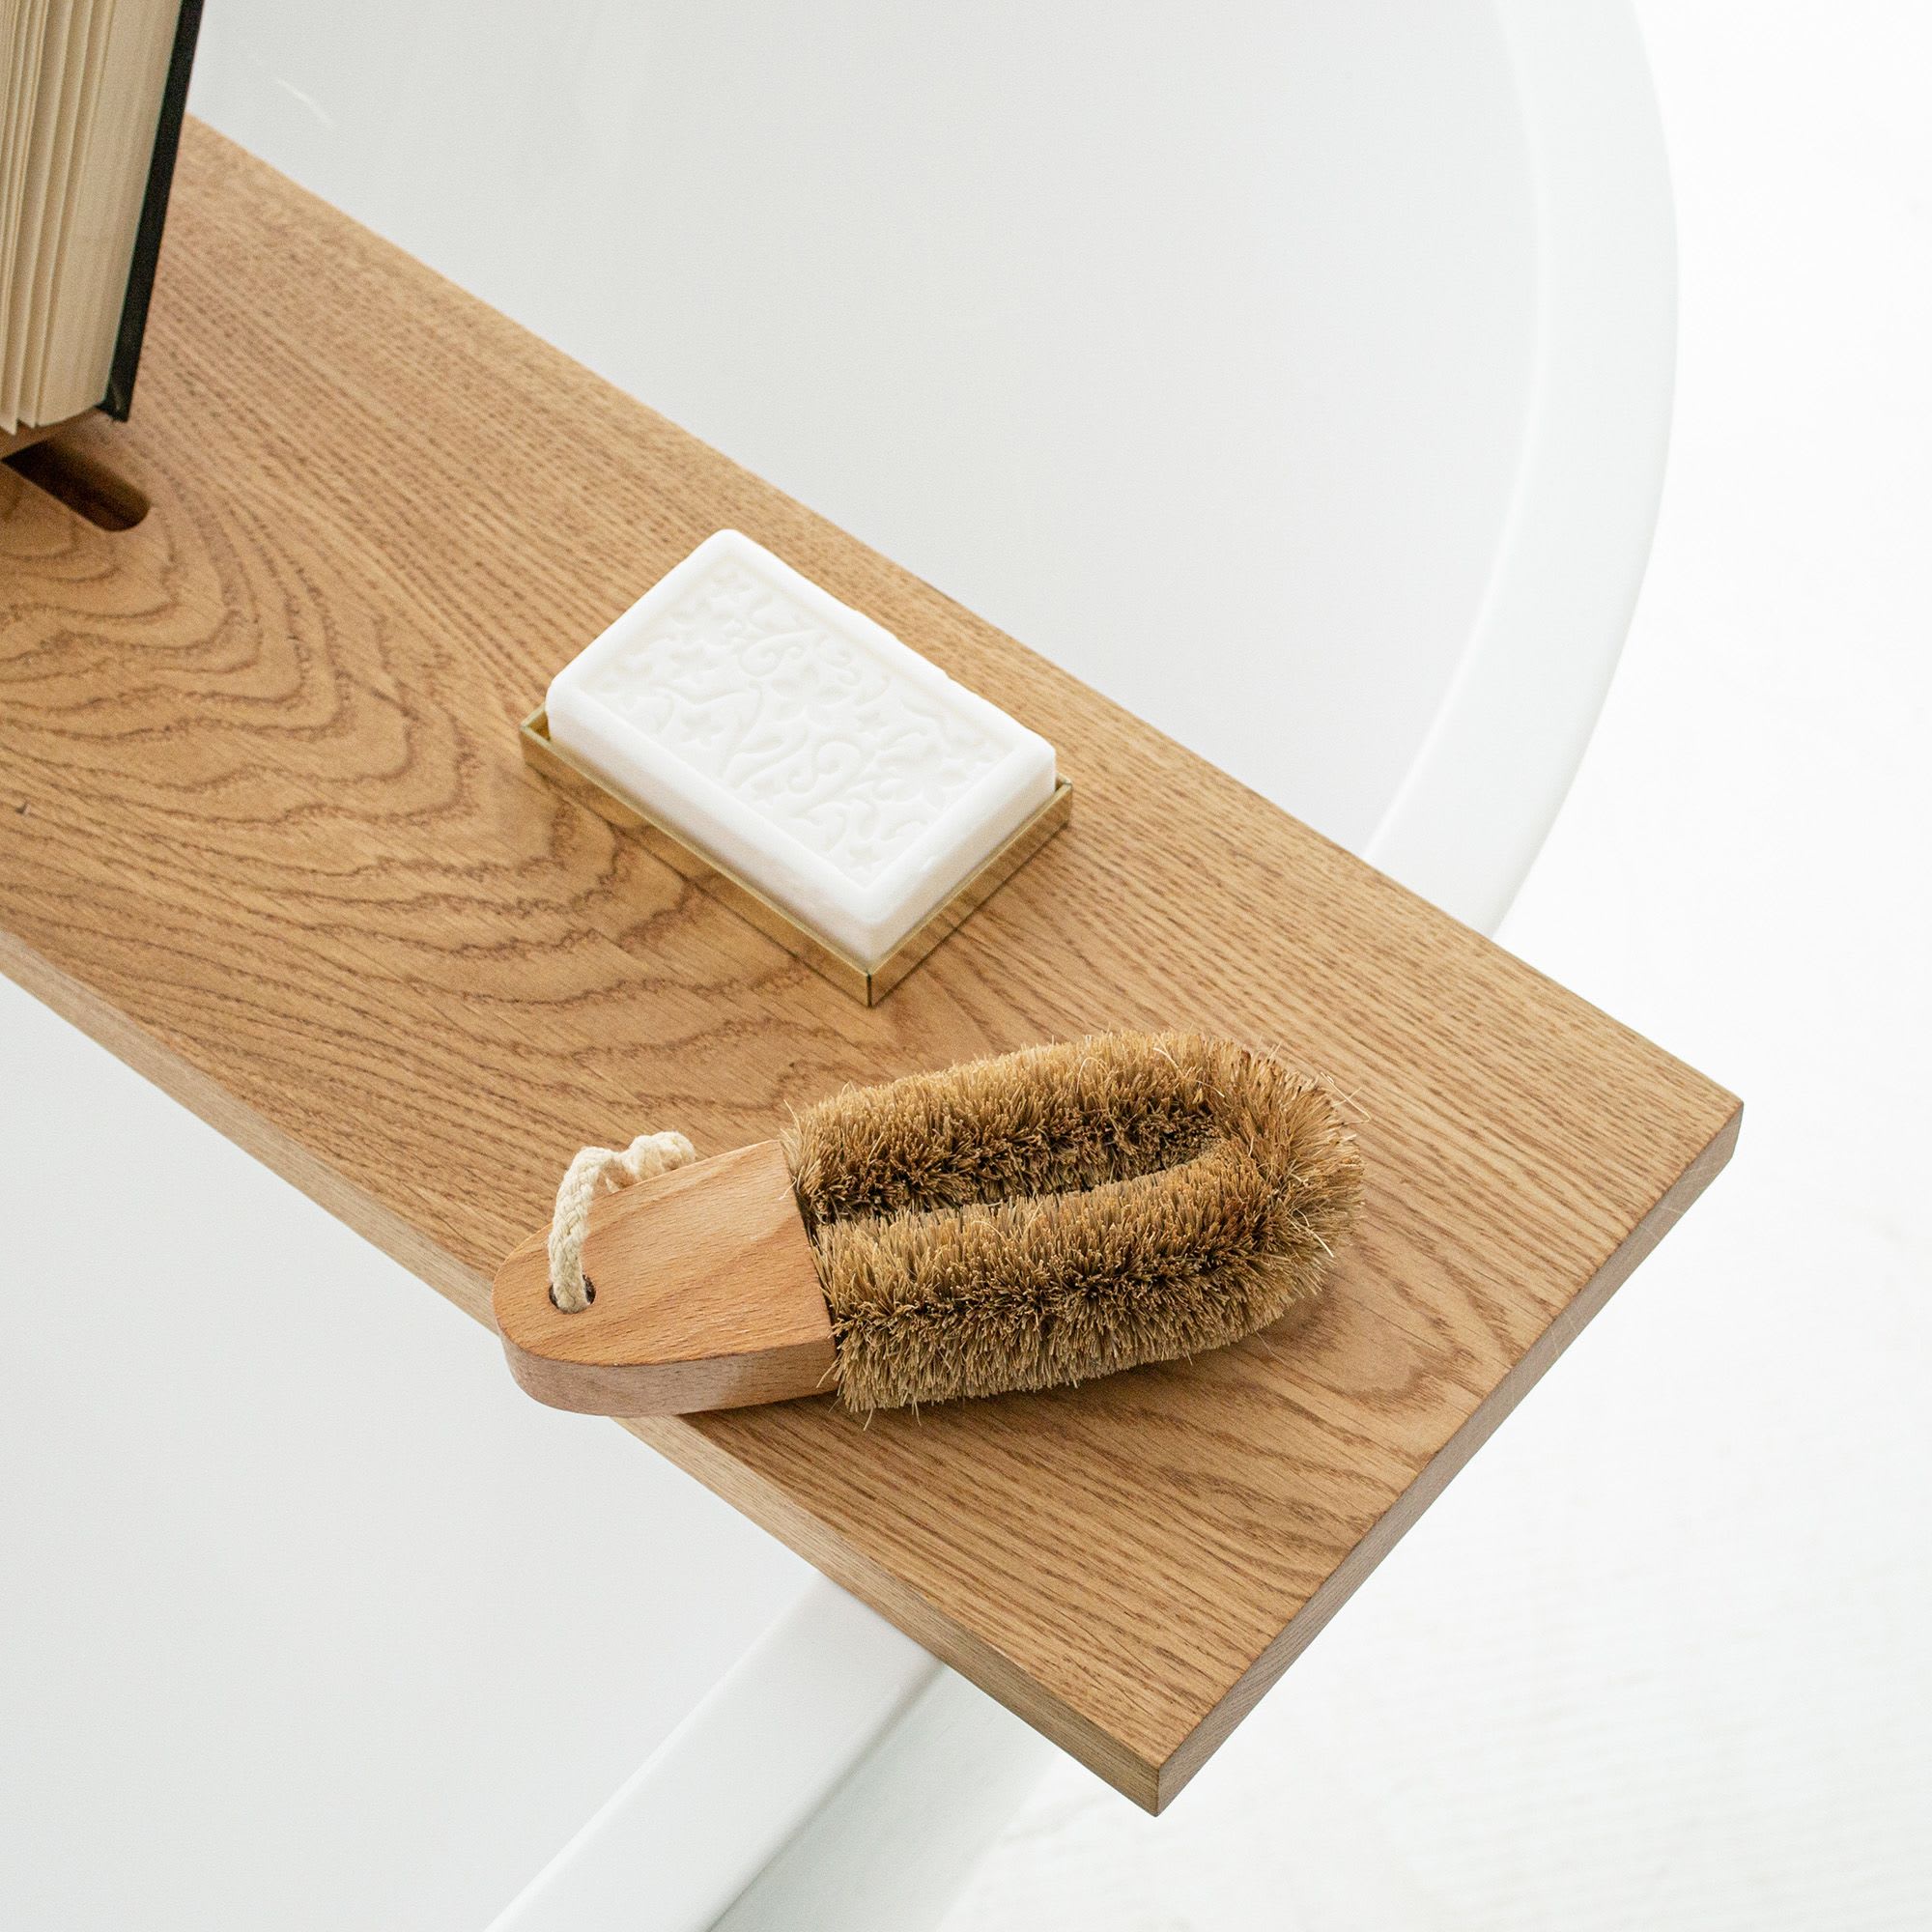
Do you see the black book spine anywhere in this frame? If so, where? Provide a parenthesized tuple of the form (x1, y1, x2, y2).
(100, 0, 205, 421)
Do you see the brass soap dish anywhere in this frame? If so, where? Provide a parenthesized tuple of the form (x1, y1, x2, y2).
(520, 707, 1072, 1005)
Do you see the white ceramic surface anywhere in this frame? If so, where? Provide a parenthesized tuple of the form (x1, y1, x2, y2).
(0, 3, 1678, 1927)
(944, 6, 1932, 1919)
(546, 530, 1056, 967)
(0, 975, 810, 1931)
(187, 0, 1669, 936)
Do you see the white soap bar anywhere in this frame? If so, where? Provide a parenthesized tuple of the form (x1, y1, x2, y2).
(546, 529, 1058, 967)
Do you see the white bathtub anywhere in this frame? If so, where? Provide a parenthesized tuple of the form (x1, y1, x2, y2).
(0, 1, 1672, 1923)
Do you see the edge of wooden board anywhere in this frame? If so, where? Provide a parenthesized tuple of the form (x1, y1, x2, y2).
(0, 919, 1743, 1813)
(1151, 1094, 1744, 1810)
(0, 923, 492, 1323)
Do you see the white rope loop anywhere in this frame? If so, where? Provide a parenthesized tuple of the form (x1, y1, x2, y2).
(548, 1131, 696, 1312)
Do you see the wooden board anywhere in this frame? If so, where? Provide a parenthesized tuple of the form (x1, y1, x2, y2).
(0, 123, 1740, 1812)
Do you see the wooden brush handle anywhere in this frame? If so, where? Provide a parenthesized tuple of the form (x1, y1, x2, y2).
(493, 1142, 833, 1415)
(495, 1032, 1358, 1418)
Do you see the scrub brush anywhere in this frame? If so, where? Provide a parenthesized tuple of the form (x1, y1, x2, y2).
(493, 1031, 1361, 1416)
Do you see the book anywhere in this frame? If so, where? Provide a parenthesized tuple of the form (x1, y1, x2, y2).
(0, 0, 199, 438)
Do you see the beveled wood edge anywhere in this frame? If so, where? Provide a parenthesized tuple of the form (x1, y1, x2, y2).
(614, 1403, 1168, 1804)
(519, 706, 1073, 1006)
(499, 1320, 838, 1418)
(1148, 1095, 1746, 1811)
(0, 924, 488, 1321)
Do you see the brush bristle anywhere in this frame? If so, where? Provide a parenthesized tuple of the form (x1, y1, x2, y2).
(781, 1032, 1361, 1413)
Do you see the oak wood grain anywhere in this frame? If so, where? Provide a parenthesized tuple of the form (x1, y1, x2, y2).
(0, 122, 1741, 1811)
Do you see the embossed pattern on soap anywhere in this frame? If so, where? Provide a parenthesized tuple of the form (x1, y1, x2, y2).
(580, 554, 1003, 885)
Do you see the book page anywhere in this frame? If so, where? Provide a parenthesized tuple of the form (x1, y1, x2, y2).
(0, 1, 28, 388)
(34, 0, 175, 424)
(0, 2, 23, 337)
(10, 13, 56, 211)
(23, 0, 111, 415)
(0, 0, 70, 429)
(14, 0, 99, 420)
(1, 0, 73, 422)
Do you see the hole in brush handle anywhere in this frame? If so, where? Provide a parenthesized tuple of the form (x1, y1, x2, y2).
(494, 1142, 834, 1416)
